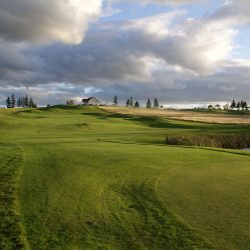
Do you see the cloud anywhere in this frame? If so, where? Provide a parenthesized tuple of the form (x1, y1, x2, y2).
(0, 0, 102, 44)
(0, 0, 250, 105)
(15, 10, 235, 86)
(110, 0, 200, 6)
(0, 9, 240, 85)
(212, 0, 250, 26)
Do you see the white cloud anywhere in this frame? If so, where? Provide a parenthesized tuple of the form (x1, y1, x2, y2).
(212, 0, 250, 26)
(110, 0, 200, 6)
(0, 0, 102, 44)
(0, 9, 239, 85)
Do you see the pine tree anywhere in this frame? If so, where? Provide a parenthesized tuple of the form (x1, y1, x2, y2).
(241, 101, 248, 110)
(230, 99, 236, 109)
(17, 98, 21, 107)
(6, 97, 11, 108)
(153, 98, 159, 108)
(241, 100, 244, 109)
(126, 99, 130, 107)
(134, 101, 140, 108)
(21, 97, 25, 107)
(146, 98, 151, 108)
(10, 93, 16, 108)
(241, 101, 245, 110)
(245, 101, 248, 110)
(129, 97, 133, 107)
(113, 96, 118, 106)
(236, 101, 241, 110)
(24, 95, 29, 108)
(29, 98, 34, 108)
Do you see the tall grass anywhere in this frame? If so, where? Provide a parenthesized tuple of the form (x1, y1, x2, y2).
(166, 134, 250, 149)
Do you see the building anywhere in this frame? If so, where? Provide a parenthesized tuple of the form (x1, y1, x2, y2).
(82, 97, 102, 106)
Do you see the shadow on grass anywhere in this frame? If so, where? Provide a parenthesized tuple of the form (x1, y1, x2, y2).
(83, 112, 201, 129)
(38, 105, 83, 111)
(83, 111, 250, 132)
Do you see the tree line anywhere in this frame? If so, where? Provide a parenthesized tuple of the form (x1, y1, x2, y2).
(113, 96, 161, 108)
(208, 99, 248, 111)
(230, 99, 248, 110)
(6, 93, 37, 108)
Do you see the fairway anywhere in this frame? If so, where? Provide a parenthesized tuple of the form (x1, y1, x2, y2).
(1, 106, 250, 249)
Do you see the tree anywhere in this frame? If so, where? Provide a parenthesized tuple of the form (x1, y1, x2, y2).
(236, 101, 241, 110)
(241, 100, 248, 110)
(146, 98, 151, 108)
(21, 97, 25, 107)
(17, 98, 21, 107)
(153, 98, 159, 108)
(241, 100, 244, 109)
(29, 98, 35, 108)
(245, 101, 248, 110)
(215, 104, 221, 110)
(230, 99, 236, 109)
(66, 99, 74, 106)
(223, 104, 229, 110)
(129, 97, 133, 107)
(113, 96, 118, 106)
(6, 97, 11, 108)
(126, 99, 130, 107)
(134, 101, 140, 108)
(10, 93, 16, 108)
(24, 95, 29, 108)
(208, 105, 213, 110)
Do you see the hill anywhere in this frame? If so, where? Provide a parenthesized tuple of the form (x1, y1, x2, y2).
(0, 106, 250, 249)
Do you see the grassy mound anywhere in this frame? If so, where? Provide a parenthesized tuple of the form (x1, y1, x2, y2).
(166, 134, 250, 149)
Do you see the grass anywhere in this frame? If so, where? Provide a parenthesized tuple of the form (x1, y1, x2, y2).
(0, 105, 250, 249)
(0, 143, 28, 249)
(101, 106, 250, 124)
(166, 134, 250, 148)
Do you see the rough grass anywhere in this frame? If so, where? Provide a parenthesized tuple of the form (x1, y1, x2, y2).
(0, 106, 250, 249)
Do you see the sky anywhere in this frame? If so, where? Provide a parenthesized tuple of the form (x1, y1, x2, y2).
(0, 0, 250, 106)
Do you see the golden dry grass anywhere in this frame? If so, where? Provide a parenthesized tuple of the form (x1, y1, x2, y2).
(101, 106, 250, 124)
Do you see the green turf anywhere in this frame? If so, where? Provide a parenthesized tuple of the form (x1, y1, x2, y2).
(0, 143, 28, 249)
(0, 106, 250, 249)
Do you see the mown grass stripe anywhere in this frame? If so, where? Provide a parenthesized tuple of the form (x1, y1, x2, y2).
(0, 143, 27, 250)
